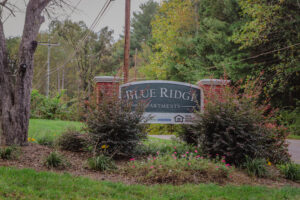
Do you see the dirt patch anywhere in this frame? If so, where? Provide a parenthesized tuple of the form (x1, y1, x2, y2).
(0, 144, 136, 184)
(0, 143, 299, 188)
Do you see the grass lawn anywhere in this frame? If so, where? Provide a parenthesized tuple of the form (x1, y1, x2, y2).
(0, 167, 299, 200)
(28, 119, 83, 140)
(288, 135, 300, 140)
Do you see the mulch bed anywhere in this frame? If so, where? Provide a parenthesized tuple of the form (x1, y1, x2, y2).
(0, 143, 299, 188)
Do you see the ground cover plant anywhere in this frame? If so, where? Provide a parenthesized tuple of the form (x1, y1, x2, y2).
(122, 149, 232, 185)
(0, 147, 19, 160)
(1, 167, 300, 200)
(139, 137, 198, 157)
(278, 163, 300, 182)
(44, 152, 68, 169)
(87, 155, 116, 171)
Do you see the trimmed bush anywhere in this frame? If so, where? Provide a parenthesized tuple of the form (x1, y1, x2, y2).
(184, 85, 290, 166)
(56, 129, 87, 152)
(85, 97, 148, 157)
(87, 155, 116, 171)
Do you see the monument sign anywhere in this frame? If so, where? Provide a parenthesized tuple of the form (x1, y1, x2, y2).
(120, 80, 203, 124)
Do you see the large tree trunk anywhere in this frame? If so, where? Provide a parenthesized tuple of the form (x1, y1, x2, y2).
(0, 0, 51, 146)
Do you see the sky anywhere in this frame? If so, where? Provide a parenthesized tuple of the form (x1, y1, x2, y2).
(3, 0, 161, 39)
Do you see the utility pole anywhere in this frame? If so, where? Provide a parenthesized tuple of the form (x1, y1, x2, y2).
(134, 48, 137, 81)
(124, 0, 131, 83)
(38, 40, 60, 97)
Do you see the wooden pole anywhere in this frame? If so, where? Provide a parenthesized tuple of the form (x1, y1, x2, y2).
(134, 48, 137, 81)
(124, 0, 131, 83)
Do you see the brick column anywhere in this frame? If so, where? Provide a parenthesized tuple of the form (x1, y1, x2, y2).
(94, 76, 121, 103)
(198, 79, 230, 106)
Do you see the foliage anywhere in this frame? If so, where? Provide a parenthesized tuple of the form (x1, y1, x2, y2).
(44, 152, 67, 169)
(0, 146, 19, 160)
(146, 124, 182, 135)
(2, 167, 300, 200)
(187, 85, 290, 166)
(178, 125, 200, 146)
(131, 0, 158, 52)
(243, 157, 269, 178)
(37, 135, 54, 147)
(278, 163, 300, 182)
(85, 97, 148, 157)
(87, 155, 116, 171)
(231, 0, 300, 108)
(56, 129, 87, 152)
(277, 103, 300, 136)
(30, 89, 67, 120)
(147, 0, 196, 80)
(138, 138, 200, 157)
(122, 151, 231, 184)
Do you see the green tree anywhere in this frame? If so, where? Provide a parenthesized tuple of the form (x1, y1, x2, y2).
(131, 0, 158, 51)
(232, 0, 300, 108)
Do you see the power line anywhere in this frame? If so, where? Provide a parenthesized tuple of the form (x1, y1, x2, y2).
(238, 43, 300, 62)
(47, 0, 113, 76)
(36, 0, 114, 91)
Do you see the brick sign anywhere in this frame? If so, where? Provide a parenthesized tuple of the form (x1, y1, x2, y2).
(120, 80, 203, 124)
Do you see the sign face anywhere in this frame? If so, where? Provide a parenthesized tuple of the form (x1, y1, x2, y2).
(120, 80, 203, 124)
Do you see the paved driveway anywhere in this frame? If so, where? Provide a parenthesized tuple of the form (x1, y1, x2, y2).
(149, 135, 300, 164)
(287, 139, 300, 164)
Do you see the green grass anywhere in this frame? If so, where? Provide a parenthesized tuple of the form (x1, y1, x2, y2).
(29, 119, 83, 141)
(288, 135, 300, 140)
(0, 167, 299, 200)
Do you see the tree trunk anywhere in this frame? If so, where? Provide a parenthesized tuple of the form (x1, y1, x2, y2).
(0, 0, 51, 146)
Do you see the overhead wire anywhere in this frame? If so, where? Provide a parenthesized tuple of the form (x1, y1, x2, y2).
(47, 0, 113, 76)
(36, 0, 114, 90)
(35, 0, 85, 90)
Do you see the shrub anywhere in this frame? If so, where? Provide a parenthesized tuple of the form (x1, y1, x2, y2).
(278, 163, 300, 181)
(85, 97, 148, 157)
(56, 129, 87, 152)
(44, 152, 67, 169)
(30, 90, 67, 120)
(0, 146, 19, 160)
(185, 84, 290, 166)
(178, 125, 200, 146)
(87, 155, 116, 171)
(37, 135, 54, 147)
(277, 103, 300, 136)
(243, 157, 268, 178)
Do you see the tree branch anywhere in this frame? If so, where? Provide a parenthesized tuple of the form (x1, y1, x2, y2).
(0, 0, 16, 17)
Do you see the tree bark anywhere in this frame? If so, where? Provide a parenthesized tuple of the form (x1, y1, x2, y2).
(0, 0, 51, 146)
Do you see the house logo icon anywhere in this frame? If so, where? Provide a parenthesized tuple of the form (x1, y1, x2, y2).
(174, 115, 184, 123)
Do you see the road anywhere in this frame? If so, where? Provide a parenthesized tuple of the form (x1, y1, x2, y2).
(149, 135, 300, 164)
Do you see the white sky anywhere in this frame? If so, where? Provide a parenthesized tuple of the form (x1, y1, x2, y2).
(3, 0, 161, 39)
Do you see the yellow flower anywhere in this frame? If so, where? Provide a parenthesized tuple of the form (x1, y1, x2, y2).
(101, 145, 109, 149)
(28, 137, 36, 142)
(267, 161, 272, 166)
